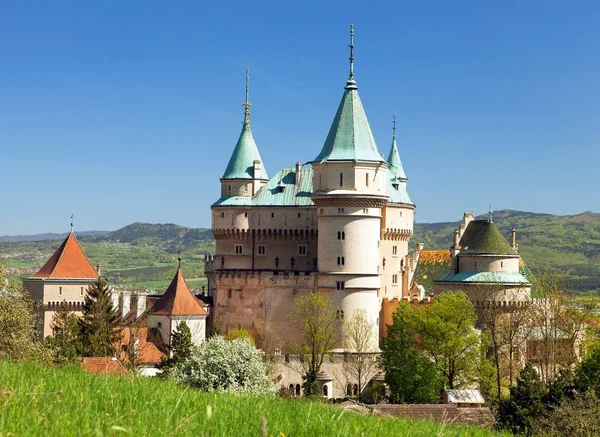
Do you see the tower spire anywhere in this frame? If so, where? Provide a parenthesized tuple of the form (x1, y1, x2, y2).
(349, 22, 355, 81)
(242, 62, 252, 123)
(392, 112, 397, 141)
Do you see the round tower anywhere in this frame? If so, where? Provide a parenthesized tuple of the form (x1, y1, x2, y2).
(311, 25, 386, 345)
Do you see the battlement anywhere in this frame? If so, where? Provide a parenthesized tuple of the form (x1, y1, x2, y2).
(215, 269, 317, 288)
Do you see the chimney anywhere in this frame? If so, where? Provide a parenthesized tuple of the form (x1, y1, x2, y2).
(295, 161, 301, 185)
(96, 264, 101, 275)
(253, 160, 261, 180)
(136, 294, 146, 319)
(511, 228, 517, 250)
(453, 230, 460, 247)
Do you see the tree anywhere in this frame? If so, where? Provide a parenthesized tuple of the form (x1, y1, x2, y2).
(342, 309, 379, 402)
(159, 321, 195, 377)
(287, 292, 341, 397)
(224, 328, 255, 345)
(533, 391, 600, 436)
(414, 292, 480, 389)
(46, 301, 80, 364)
(173, 336, 277, 395)
(381, 302, 441, 403)
(575, 341, 600, 397)
(78, 277, 121, 357)
(498, 362, 547, 435)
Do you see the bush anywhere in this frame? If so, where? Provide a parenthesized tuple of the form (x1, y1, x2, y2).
(533, 391, 600, 436)
(224, 328, 255, 345)
(173, 336, 276, 395)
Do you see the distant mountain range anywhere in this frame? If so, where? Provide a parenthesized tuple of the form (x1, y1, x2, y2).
(1, 210, 599, 293)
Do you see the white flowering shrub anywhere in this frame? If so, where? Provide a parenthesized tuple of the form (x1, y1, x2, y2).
(173, 336, 277, 395)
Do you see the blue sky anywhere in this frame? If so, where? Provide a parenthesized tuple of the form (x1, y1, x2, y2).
(1, 1, 598, 234)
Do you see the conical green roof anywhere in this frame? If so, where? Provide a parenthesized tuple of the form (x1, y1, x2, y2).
(311, 79, 385, 163)
(221, 118, 268, 180)
(387, 136, 407, 181)
(459, 220, 516, 255)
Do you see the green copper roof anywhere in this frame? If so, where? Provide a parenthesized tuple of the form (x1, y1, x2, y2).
(221, 118, 269, 180)
(213, 167, 314, 207)
(311, 79, 385, 163)
(387, 136, 407, 181)
(386, 169, 413, 205)
(435, 271, 530, 284)
(459, 220, 517, 255)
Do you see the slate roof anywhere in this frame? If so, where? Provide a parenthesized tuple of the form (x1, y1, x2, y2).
(151, 268, 208, 317)
(387, 136, 407, 181)
(221, 118, 269, 180)
(311, 78, 385, 163)
(32, 233, 99, 279)
(436, 271, 530, 284)
(213, 168, 314, 207)
(386, 171, 413, 205)
(459, 220, 516, 255)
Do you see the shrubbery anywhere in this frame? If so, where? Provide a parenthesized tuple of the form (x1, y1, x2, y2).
(173, 336, 277, 395)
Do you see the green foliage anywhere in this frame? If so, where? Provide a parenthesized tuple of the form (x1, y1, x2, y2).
(0, 360, 507, 436)
(46, 301, 80, 364)
(78, 277, 121, 357)
(173, 336, 276, 395)
(575, 342, 600, 397)
(159, 321, 194, 377)
(381, 302, 442, 403)
(498, 363, 547, 435)
(414, 292, 480, 389)
(287, 292, 341, 397)
(533, 391, 600, 436)
(224, 328, 255, 345)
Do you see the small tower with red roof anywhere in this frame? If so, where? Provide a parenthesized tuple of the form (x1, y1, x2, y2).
(147, 260, 208, 348)
(23, 231, 99, 338)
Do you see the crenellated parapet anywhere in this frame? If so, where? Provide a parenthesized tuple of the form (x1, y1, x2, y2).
(215, 269, 316, 287)
(381, 228, 413, 241)
(212, 228, 318, 241)
(312, 195, 388, 209)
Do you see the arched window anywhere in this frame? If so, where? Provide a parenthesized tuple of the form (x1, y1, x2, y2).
(296, 384, 301, 397)
(337, 231, 341, 240)
(347, 384, 353, 396)
(323, 385, 328, 397)
(337, 257, 341, 265)
(341, 257, 345, 266)
(339, 173, 343, 187)
(289, 384, 294, 395)
(353, 384, 359, 396)
(342, 231, 345, 240)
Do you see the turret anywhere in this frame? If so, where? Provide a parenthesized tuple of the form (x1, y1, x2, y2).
(220, 64, 269, 198)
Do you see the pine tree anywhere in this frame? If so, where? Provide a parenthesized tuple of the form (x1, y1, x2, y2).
(78, 277, 121, 357)
(46, 301, 80, 364)
(159, 321, 194, 377)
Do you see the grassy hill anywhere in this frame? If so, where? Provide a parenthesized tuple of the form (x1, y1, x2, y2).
(0, 360, 504, 436)
(2, 209, 599, 293)
(412, 210, 600, 294)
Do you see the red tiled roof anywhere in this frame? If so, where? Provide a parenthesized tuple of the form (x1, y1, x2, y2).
(151, 268, 208, 317)
(120, 327, 167, 365)
(33, 233, 99, 279)
(81, 357, 126, 375)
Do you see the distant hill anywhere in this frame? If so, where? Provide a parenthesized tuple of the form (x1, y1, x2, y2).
(0, 230, 106, 243)
(413, 209, 600, 293)
(1, 210, 599, 293)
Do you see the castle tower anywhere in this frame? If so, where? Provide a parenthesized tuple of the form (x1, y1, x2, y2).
(310, 25, 387, 343)
(220, 64, 269, 199)
(380, 115, 415, 302)
(23, 225, 99, 338)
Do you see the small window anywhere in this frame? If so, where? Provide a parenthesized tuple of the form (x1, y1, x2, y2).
(392, 274, 398, 285)
(363, 208, 368, 214)
(336, 309, 345, 320)
(340, 173, 343, 186)
(271, 213, 275, 218)
(336, 281, 345, 290)
(298, 245, 307, 256)
(244, 212, 248, 218)
(366, 173, 369, 187)
(392, 246, 398, 256)
(221, 212, 225, 218)
(228, 185, 232, 194)
(474, 262, 477, 268)
(298, 212, 301, 218)
(80, 287, 84, 296)
(257, 244, 266, 256)
(337, 256, 345, 266)
(235, 244, 243, 255)
(338, 208, 344, 214)
(501, 262, 504, 268)
(59, 287, 62, 296)
(338, 231, 345, 240)
(227, 289, 232, 299)
(320, 208, 324, 214)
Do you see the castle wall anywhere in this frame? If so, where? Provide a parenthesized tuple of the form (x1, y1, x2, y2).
(458, 255, 519, 273)
(312, 162, 387, 193)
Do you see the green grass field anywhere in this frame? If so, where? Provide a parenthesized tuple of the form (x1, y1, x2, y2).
(0, 361, 505, 436)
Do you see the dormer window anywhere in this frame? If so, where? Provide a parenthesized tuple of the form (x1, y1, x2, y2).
(277, 181, 285, 193)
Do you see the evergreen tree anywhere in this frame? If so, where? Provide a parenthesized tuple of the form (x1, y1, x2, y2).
(498, 362, 547, 435)
(78, 277, 121, 357)
(381, 302, 442, 403)
(575, 342, 600, 397)
(159, 321, 194, 377)
(46, 301, 80, 364)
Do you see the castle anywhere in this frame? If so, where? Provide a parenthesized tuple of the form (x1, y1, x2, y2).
(205, 25, 420, 348)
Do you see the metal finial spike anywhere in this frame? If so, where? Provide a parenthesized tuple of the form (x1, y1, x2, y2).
(349, 22, 355, 80)
(392, 113, 397, 140)
(70, 214, 74, 233)
(177, 249, 182, 268)
(242, 62, 252, 121)
(488, 206, 493, 223)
